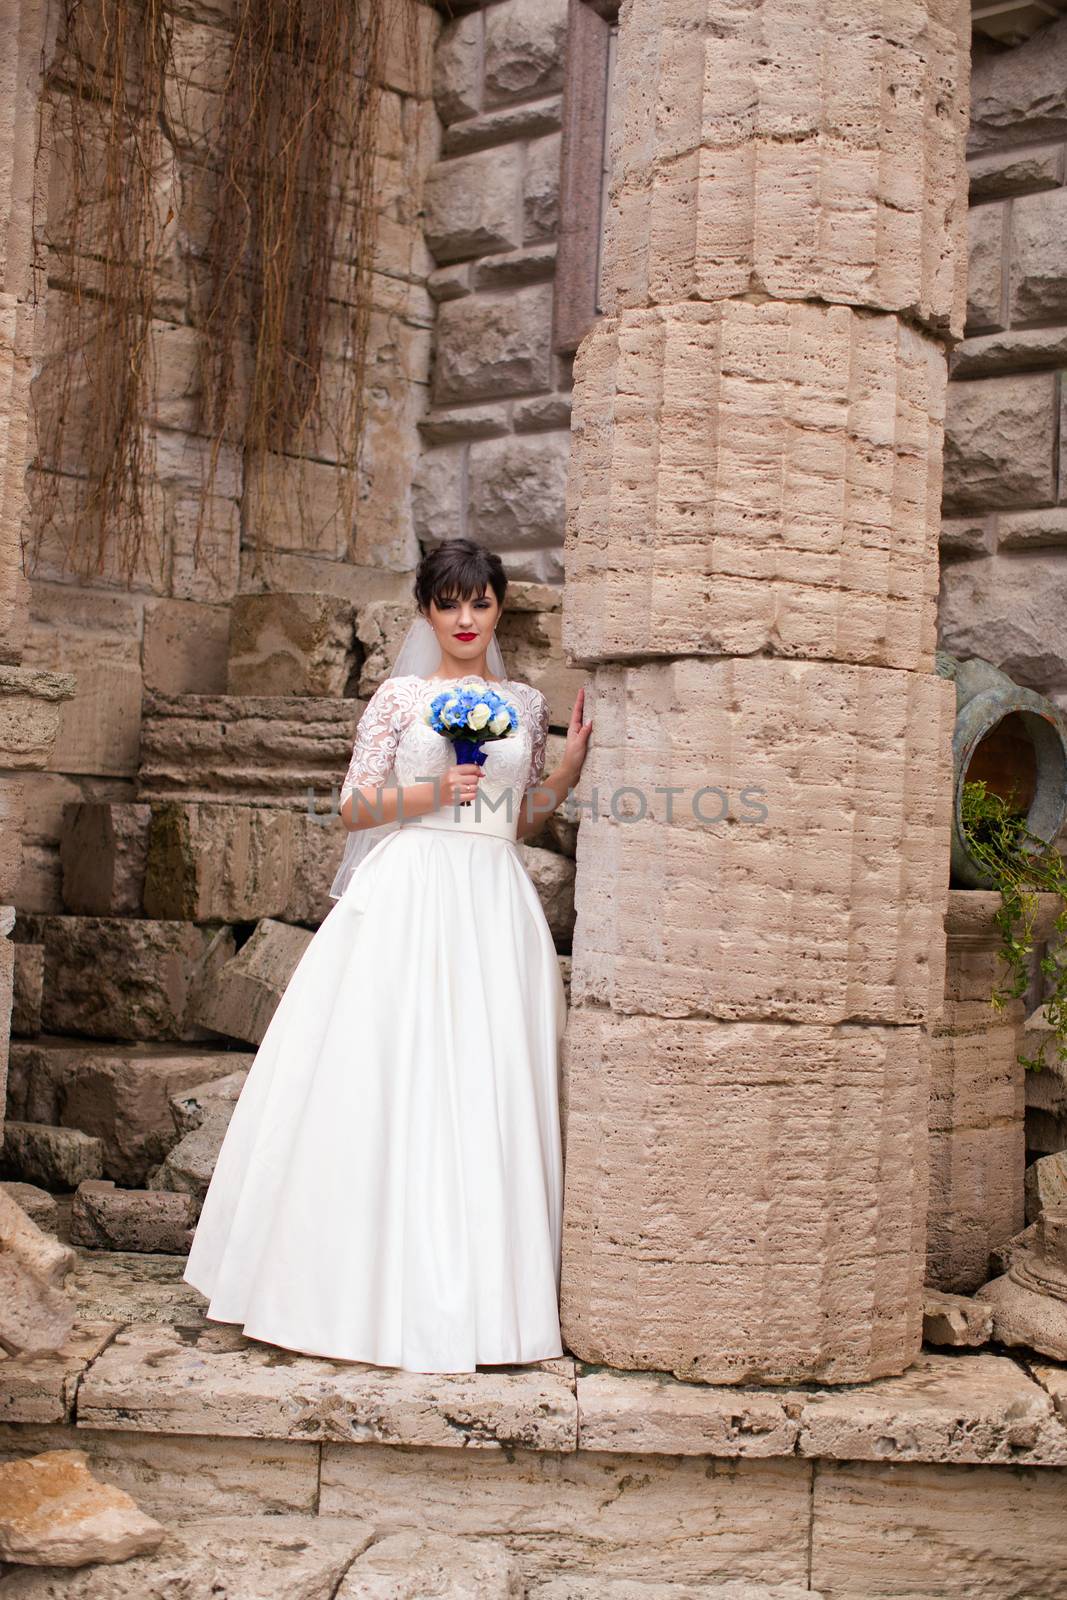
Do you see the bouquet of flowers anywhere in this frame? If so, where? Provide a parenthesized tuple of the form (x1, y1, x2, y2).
(425, 676, 519, 805)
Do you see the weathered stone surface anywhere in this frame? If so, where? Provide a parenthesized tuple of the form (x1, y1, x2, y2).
(0, 1515, 370, 1597)
(810, 1458, 1067, 1598)
(1009, 186, 1067, 323)
(1025, 1151, 1067, 1223)
(0, 1190, 76, 1358)
(576, 1369, 798, 1458)
(412, 447, 465, 546)
(951, 323, 1067, 379)
(922, 1287, 994, 1347)
(942, 374, 1057, 513)
(0, 1324, 116, 1425)
(33, 918, 235, 1043)
(0, 1125, 104, 1191)
(67, 1251, 204, 1329)
(976, 1208, 1067, 1362)
(443, 96, 563, 159)
(968, 145, 1064, 200)
(144, 802, 297, 923)
(1032, 1360, 1067, 1426)
(531, 1585, 816, 1600)
(424, 148, 523, 264)
(434, 11, 482, 125)
(998, 507, 1067, 549)
(142, 599, 229, 696)
(7, 1040, 247, 1186)
(59, 804, 151, 916)
(965, 203, 1004, 331)
(570, 659, 952, 1026)
(433, 285, 552, 404)
(0, 1449, 164, 1567)
(320, 1446, 812, 1587)
(226, 593, 356, 699)
(337, 1529, 524, 1598)
(795, 1351, 1067, 1465)
(939, 551, 1067, 690)
(11, 943, 42, 1037)
(0, 1185, 57, 1235)
(70, 1183, 195, 1254)
(78, 1322, 578, 1451)
(147, 1111, 231, 1203)
(939, 515, 990, 558)
(565, 302, 948, 671)
(169, 1070, 249, 1138)
(483, 0, 567, 109)
(561, 1012, 931, 1385)
(470, 432, 569, 551)
(0, 668, 77, 772)
(602, 0, 970, 335)
(969, 12, 1067, 155)
(523, 133, 560, 243)
(190, 918, 312, 1045)
(517, 843, 574, 942)
(137, 691, 361, 806)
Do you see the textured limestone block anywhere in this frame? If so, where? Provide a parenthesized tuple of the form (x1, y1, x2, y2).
(564, 302, 948, 671)
(1026, 1151, 1067, 1223)
(59, 803, 151, 915)
(926, 1022, 1024, 1292)
(79, 1321, 577, 1450)
(434, 10, 482, 125)
(142, 599, 229, 696)
(1025, 1013, 1067, 1154)
(969, 9, 1067, 153)
(148, 1110, 233, 1203)
(433, 284, 552, 404)
(0, 1517, 369, 1598)
(424, 147, 522, 263)
(6, 1041, 249, 1175)
(144, 802, 296, 923)
(137, 691, 360, 805)
(36, 918, 235, 1042)
(938, 550, 1067, 689)
(0, 1124, 103, 1192)
(922, 1288, 994, 1347)
(483, 0, 567, 108)
(412, 447, 465, 546)
(942, 374, 1057, 512)
(0, 1188, 76, 1357)
(811, 1458, 1067, 1597)
(517, 844, 574, 943)
(1009, 187, 1067, 324)
(561, 1010, 931, 1384)
(470, 432, 570, 551)
(71, 1182, 195, 1254)
(0, 667, 75, 771)
(337, 1530, 523, 1598)
(226, 592, 356, 698)
(965, 203, 1005, 331)
(968, 146, 1065, 201)
(602, 0, 970, 336)
(169, 1070, 249, 1137)
(0, 1449, 164, 1567)
(523, 132, 561, 243)
(976, 1203, 1067, 1362)
(283, 812, 348, 926)
(0, 1184, 58, 1234)
(570, 659, 953, 1027)
(191, 918, 312, 1045)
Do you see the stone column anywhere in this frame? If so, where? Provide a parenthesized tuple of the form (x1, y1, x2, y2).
(560, 0, 971, 1383)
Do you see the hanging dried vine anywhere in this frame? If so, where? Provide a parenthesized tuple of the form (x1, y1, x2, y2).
(27, 0, 418, 589)
(26, 0, 174, 587)
(194, 0, 407, 578)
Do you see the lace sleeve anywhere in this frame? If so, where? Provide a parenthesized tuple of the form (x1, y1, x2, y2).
(524, 687, 550, 794)
(340, 680, 401, 808)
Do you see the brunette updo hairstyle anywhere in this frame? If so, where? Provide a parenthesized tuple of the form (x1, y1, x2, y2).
(413, 538, 507, 615)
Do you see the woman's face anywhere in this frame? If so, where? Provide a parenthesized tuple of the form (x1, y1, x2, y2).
(424, 587, 503, 673)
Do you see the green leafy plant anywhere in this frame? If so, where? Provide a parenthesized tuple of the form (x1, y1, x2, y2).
(960, 778, 1067, 1072)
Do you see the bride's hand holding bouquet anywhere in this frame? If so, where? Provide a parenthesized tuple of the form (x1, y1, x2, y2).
(425, 678, 520, 808)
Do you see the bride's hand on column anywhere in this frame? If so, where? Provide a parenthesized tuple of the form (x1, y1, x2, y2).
(561, 687, 592, 785)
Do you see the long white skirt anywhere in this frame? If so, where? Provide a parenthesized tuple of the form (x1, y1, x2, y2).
(183, 824, 568, 1373)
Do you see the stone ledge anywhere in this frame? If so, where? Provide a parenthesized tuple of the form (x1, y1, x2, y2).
(7, 1317, 1061, 1468)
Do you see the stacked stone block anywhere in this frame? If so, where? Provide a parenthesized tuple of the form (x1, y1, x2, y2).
(940, 15, 1067, 722)
(417, 0, 572, 582)
(560, 0, 970, 1383)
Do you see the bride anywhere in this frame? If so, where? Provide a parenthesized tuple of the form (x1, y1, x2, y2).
(183, 538, 592, 1373)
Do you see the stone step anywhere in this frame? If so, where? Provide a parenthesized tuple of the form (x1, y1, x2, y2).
(7, 1038, 255, 1186)
(0, 1123, 104, 1190)
(137, 692, 363, 807)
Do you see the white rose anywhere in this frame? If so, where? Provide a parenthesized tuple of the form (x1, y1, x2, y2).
(489, 710, 509, 735)
(468, 702, 491, 730)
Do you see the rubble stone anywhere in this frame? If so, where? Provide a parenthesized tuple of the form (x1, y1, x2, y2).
(922, 1288, 994, 1348)
(226, 592, 357, 699)
(0, 1124, 104, 1191)
(11, 943, 42, 1036)
(144, 802, 297, 924)
(190, 918, 312, 1046)
(0, 1189, 76, 1358)
(424, 147, 523, 264)
(337, 1529, 524, 1598)
(0, 1449, 164, 1567)
(483, 0, 567, 108)
(70, 1182, 195, 1254)
(1025, 1151, 1067, 1223)
(147, 1112, 232, 1204)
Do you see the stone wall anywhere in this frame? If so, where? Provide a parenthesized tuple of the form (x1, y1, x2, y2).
(416, 0, 571, 583)
(12, 1, 437, 913)
(940, 16, 1067, 721)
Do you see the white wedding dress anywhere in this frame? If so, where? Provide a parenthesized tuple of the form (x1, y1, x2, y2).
(183, 674, 568, 1373)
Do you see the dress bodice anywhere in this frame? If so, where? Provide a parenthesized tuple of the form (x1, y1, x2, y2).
(340, 674, 550, 820)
